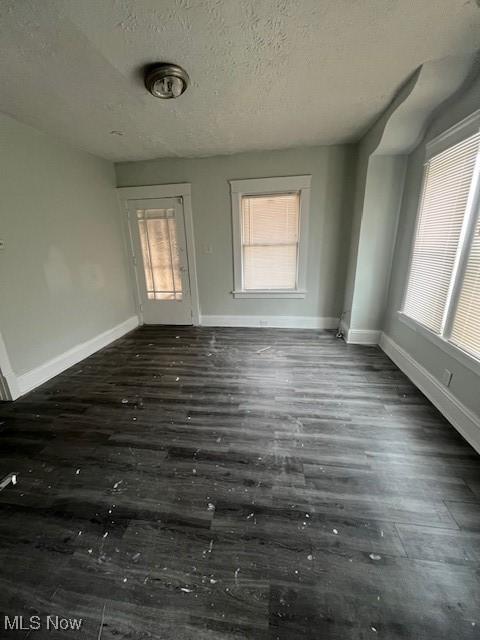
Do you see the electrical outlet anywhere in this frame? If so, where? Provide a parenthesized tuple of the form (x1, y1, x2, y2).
(259, 320, 268, 327)
(203, 244, 213, 254)
(442, 369, 453, 387)
(0, 240, 4, 251)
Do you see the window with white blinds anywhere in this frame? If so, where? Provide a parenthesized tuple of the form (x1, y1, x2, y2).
(450, 212, 480, 358)
(241, 193, 299, 290)
(402, 125, 480, 363)
(230, 175, 311, 298)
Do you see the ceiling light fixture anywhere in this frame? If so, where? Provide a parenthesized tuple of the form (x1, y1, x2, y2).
(144, 63, 189, 99)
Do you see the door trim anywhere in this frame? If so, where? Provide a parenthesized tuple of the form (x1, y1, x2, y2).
(0, 329, 20, 400)
(117, 183, 200, 325)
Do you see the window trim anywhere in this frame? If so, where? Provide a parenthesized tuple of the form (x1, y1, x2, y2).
(229, 175, 311, 298)
(400, 110, 480, 373)
(425, 109, 480, 161)
(397, 310, 480, 376)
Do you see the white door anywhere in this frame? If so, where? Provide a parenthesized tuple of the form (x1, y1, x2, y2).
(127, 197, 193, 325)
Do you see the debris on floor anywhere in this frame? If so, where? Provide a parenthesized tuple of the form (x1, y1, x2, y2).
(0, 472, 18, 491)
(256, 345, 272, 354)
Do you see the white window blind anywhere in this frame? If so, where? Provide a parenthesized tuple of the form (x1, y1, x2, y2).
(137, 208, 183, 300)
(241, 193, 299, 290)
(450, 212, 480, 358)
(403, 132, 480, 334)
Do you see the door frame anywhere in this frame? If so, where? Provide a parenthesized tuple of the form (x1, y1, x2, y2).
(117, 183, 200, 325)
(0, 329, 19, 400)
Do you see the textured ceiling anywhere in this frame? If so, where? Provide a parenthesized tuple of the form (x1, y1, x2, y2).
(0, 0, 479, 161)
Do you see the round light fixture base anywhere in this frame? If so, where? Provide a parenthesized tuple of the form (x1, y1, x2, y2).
(145, 63, 189, 99)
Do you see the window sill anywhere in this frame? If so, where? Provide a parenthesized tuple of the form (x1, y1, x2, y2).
(397, 311, 480, 376)
(232, 289, 307, 299)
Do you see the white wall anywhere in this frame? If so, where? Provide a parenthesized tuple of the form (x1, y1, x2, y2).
(0, 113, 136, 386)
(384, 72, 480, 419)
(115, 145, 356, 324)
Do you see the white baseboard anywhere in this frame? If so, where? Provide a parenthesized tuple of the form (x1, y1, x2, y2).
(345, 329, 381, 345)
(380, 332, 480, 455)
(200, 315, 339, 329)
(16, 315, 139, 396)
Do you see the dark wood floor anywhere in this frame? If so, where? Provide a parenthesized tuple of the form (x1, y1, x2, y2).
(0, 326, 479, 639)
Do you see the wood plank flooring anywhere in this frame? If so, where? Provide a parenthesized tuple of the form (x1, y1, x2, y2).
(0, 325, 479, 639)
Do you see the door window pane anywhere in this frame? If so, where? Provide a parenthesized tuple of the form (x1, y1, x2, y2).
(137, 209, 183, 301)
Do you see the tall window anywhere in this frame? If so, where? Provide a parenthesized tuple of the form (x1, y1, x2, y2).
(242, 193, 299, 290)
(403, 116, 480, 362)
(230, 175, 311, 298)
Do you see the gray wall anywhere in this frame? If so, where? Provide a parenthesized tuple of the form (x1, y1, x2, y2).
(342, 142, 369, 327)
(0, 113, 135, 376)
(116, 145, 356, 319)
(342, 71, 420, 332)
(384, 73, 480, 416)
(349, 155, 406, 331)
